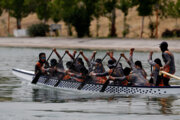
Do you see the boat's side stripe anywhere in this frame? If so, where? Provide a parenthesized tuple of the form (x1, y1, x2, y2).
(12, 69, 34, 76)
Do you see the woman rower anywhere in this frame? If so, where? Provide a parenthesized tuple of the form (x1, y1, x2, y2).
(119, 48, 149, 86)
(91, 59, 128, 86)
(148, 51, 163, 86)
(65, 50, 89, 82)
(80, 51, 107, 84)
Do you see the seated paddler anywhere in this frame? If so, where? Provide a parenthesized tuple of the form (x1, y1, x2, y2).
(120, 49, 149, 86)
(79, 51, 107, 84)
(35, 52, 49, 75)
(90, 59, 127, 85)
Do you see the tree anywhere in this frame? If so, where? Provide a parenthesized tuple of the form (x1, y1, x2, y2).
(93, 0, 104, 37)
(0, 2, 3, 16)
(152, 0, 171, 38)
(103, 0, 118, 37)
(117, 0, 133, 37)
(54, 0, 98, 38)
(135, 0, 156, 38)
(167, 0, 180, 27)
(1, 0, 34, 29)
(52, 0, 76, 36)
(50, 1, 62, 24)
(35, 0, 51, 23)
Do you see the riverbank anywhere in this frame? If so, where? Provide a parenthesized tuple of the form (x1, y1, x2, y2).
(0, 37, 180, 52)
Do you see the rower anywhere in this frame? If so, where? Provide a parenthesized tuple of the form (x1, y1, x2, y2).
(79, 50, 96, 72)
(65, 50, 76, 61)
(135, 61, 147, 79)
(159, 41, 176, 86)
(65, 50, 87, 73)
(107, 51, 124, 77)
(63, 61, 75, 80)
(121, 49, 149, 86)
(148, 51, 163, 86)
(91, 59, 127, 86)
(65, 50, 89, 82)
(35, 52, 49, 75)
(53, 48, 65, 70)
(80, 51, 107, 84)
(66, 61, 89, 82)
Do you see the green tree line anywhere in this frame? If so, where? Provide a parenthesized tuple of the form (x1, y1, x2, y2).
(0, 0, 180, 38)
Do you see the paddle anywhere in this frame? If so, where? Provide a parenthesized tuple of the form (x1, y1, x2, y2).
(101, 53, 108, 62)
(54, 52, 67, 87)
(74, 52, 81, 63)
(100, 55, 122, 92)
(31, 50, 54, 84)
(77, 52, 107, 90)
(77, 53, 97, 90)
(160, 71, 180, 80)
(149, 52, 153, 84)
(60, 52, 66, 61)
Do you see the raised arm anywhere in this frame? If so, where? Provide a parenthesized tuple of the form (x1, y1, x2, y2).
(129, 48, 134, 62)
(90, 51, 96, 62)
(53, 48, 62, 60)
(91, 71, 109, 77)
(109, 76, 127, 81)
(65, 50, 75, 60)
(121, 53, 130, 66)
(73, 50, 77, 58)
(107, 51, 116, 62)
(148, 51, 155, 66)
(80, 50, 89, 63)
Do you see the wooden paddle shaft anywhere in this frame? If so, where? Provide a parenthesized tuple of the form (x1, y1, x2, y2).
(160, 71, 180, 80)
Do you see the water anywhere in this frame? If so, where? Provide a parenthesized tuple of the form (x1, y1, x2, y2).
(0, 47, 180, 120)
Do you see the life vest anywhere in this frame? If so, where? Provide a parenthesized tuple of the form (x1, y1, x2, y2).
(157, 75, 164, 86)
(74, 78, 84, 82)
(96, 76, 107, 84)
(158, 80, 164, 86)
(162, 51, 175, 78)
(93, 65, 107, 84)
(63, 75, 71, 80)
(120, 80, 128, 86)
(35, 61, 44, 74)
(109, 69, 128, 86)
(36, 61, 43, 68)
(152, 64, 164, 86)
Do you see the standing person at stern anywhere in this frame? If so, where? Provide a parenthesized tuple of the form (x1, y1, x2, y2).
(159, 41, 176, 86)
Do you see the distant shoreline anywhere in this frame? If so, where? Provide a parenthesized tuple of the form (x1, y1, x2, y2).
(0, 37, 180, 52)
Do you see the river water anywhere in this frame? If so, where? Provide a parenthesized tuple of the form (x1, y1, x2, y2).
(0, 47, 180, 120)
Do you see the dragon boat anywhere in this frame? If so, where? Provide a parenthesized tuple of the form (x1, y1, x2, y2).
(12, 68, 180, 96)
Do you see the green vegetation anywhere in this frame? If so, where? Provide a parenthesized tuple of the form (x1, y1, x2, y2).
(27, 23, 49, 37)
(1, 0, 34, 29)
(0, 0, 180, 38)
(117, 0, 133, 37)
(167, 0, 180, 27)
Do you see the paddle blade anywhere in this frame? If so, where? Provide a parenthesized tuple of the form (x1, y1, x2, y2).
(77, 81, 86, 90)
(100, 79, 109, 92)
(31, 72, 41, 84)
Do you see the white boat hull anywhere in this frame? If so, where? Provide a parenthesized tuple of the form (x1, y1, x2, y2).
(12, 68, 180, 96)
